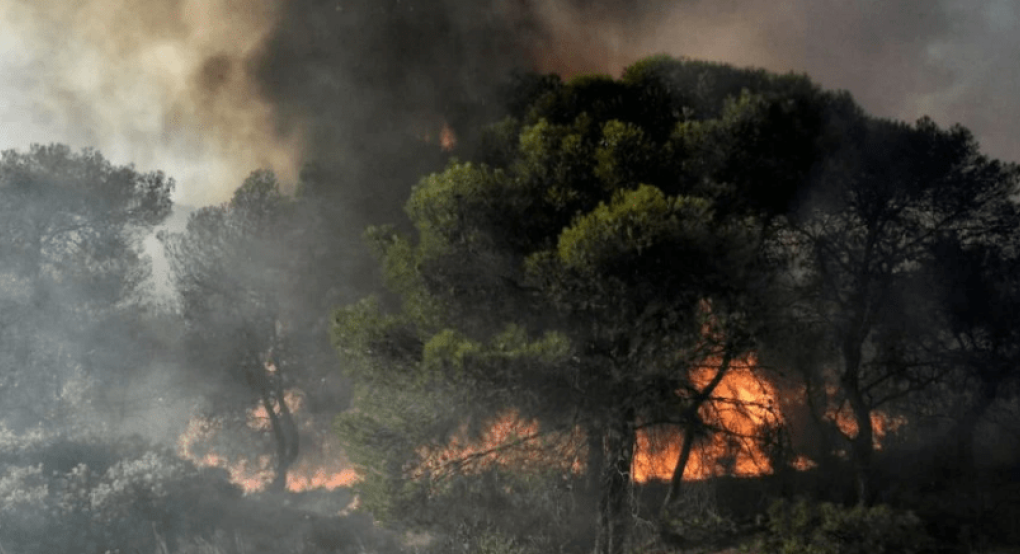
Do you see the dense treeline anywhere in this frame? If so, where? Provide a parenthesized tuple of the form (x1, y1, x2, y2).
(332, 56, 1020, 553)
(0, 56, 1019, 553)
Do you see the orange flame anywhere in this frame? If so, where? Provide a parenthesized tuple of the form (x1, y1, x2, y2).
(286, 467, 359, 491)
(177, 388, 359, 494)
(414, 354, 783, 484)
(414, 410, 585, 480)
(178, 417, 275, 493)
(633, 353, 779, 482)
(246, 389, 304, 431)
(416, 352, 908, 485)
(826, 393, 906, 450)
(418, 120, 457, 152)
(179, 349, 904, 494)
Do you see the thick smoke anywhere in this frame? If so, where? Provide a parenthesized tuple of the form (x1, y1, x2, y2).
(2, 0, 1018, 209)
(2, 0, 1017, 480)
(1, 2, 1018, 550)
(532, 0, 1020, 163)
(0, 0, 299, 206)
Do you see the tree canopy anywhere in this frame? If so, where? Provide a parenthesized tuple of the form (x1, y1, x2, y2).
(0, 52, 1018, 554)
(332, 55, 1020, 554)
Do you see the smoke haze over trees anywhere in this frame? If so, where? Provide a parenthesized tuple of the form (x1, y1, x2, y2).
(3, 0, 1020, 207)
(1, 1, 1020, 552)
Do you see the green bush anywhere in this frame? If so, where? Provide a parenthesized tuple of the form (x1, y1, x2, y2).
(756, 498, 933, 554)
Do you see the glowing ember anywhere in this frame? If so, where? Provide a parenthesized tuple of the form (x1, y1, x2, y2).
(439, 122, 457, 151)
(418, 120, 458, 152)
(791, 455, 818, 471)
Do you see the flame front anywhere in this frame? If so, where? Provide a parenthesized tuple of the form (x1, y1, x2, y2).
(418, 352, 905, 485)
(177, 354, 905, 494)
(415, 354, 782, 484)
(414, 411, 585, 480)
(177, 388, 359, 494)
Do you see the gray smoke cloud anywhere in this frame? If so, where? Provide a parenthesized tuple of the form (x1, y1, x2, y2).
(0, 0, 1016, 208)
(532, 0, 1019, 162)
(0, 0, 299, 206)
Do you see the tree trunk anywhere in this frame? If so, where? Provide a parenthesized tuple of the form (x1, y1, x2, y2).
(262, 388, 300, 493)
(663, 421, 698, 512)
(841, 329, 873, 506)
(662, 348, 734, 513)
(594, 411, 635, 554)
(845, 385, 873, 506)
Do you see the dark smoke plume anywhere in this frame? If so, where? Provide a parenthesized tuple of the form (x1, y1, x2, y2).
(4, 0, 1018, 208)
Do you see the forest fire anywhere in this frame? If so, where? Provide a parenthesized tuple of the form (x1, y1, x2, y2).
(177, 390, 359, 494)
(413, 410, 585, 480)
(826, 393, 908, 450)
(412, 353, 782, 484)
(174, 346, 906, 495)
(176, 360, 906, 494)
(632, 354, 780, 483)
(5, 0, 1019, 550)
(414, 353, 907, 485)
(439, 122, 457, 152)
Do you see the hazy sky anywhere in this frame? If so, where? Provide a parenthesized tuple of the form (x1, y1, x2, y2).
(1, 0, 1017, 206)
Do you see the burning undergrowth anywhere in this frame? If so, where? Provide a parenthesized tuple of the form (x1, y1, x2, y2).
(2, 0, 1020, 551)
(177, 388, 359, 495)
(409, 353, 908, 488)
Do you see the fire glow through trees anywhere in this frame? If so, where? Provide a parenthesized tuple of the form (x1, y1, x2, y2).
(177, 389, 358, 494)
(405, 352, 904, 488)
(171, 321, 906, 494)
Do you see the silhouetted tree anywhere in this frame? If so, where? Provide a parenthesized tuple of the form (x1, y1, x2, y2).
(776, 117, 1019, 504)
(933, 217, 1020, 476)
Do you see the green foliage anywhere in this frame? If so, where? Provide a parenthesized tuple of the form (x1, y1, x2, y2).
(422, 325, 569, 379)
(165, 171, 294, 395)
(423, 329, 483, 376)
(230, 168, 287, 216)
(593, 120, 658, 190)
(757, 499, 933, 554)
(555, 185, 712, 272)
(332, 53, 944, 552)
(332, 296, 419, 371)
